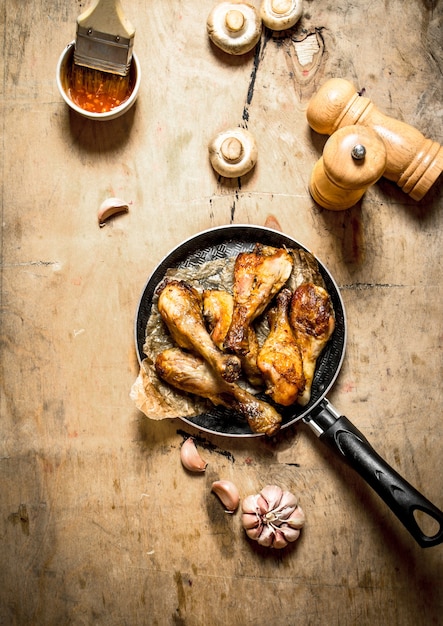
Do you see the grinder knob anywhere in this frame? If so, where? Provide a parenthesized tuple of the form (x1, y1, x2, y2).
(309, 125, 387, 210)
(306, 78, 443, 201)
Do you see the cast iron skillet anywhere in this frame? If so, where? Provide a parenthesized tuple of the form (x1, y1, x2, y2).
(135, 225, 443, 548)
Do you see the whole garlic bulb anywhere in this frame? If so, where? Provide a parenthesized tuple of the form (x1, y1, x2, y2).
(241, 484, 305, 549)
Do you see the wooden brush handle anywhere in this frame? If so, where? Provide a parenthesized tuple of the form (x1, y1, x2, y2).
(77, 0, 135, 39)
(306, 78, 443, 201)
(309, 125, 387, 210)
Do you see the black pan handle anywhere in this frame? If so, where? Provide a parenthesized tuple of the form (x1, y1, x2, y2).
(307, 399, 443, 548)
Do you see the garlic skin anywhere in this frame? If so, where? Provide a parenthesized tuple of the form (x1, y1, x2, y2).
(207, 2, 262, 55)
(211, 480, 240, 513)
(180, 438, 208, 472)
(241, 485, 305, 548)
(259, 0, 303, 31)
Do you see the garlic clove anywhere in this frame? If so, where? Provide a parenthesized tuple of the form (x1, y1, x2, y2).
(241, 512, 260, 529)
(245, 525, 263, 540)
(279, 524, 301, 543)
(279, 490, 298, 509)
(257, 524, 274, 547)
(272, 529, 289, 549)
(259, 484, 283, 512)
(274, 490, 298, 520)
(180, 437, 208, 472)
(287, 505, 306, 529)
(256, 494, 270, 515)
(241, 493, 260, 515)
(98, 197, 129, 227)
(211, 480, 240, 513)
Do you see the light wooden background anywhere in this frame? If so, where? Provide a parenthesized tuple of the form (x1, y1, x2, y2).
(1, 1, 442, 624)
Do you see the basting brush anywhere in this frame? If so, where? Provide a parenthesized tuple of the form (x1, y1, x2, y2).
(70, 0, 136, 113)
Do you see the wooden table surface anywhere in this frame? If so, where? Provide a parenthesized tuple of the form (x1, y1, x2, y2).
(1, 1, 442, 624)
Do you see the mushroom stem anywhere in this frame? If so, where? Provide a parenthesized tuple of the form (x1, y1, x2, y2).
(221, 137, 244, 163)
(260, 0, 303, 31)
(225, 9, 245, 32)
(272, 0, 292, 15)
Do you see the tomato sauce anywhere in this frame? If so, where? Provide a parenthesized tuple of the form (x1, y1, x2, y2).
(68, 66, 132, 113)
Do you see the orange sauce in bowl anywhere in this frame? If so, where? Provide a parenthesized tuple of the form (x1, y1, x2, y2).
(68, 66, 132, 113)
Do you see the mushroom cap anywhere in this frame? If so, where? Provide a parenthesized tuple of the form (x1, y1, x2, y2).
(207, 2, 262, 55)
(260, 0, 303, 31)
(209, 128, 258, 178)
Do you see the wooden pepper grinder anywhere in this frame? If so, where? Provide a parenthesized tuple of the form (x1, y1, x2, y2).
(309, 125, 387, 210)
(306, 78, 443, 201)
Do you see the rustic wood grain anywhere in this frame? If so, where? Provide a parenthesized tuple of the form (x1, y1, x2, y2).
(1, 1, 442, 624)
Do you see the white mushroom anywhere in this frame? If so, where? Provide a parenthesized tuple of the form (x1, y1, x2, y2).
(207, 2, 262, 55)
(209, 127, 258, 178)
(259, 0, 303, 31)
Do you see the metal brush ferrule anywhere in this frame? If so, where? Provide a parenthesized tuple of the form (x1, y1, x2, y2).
(74, 25, 134, 76)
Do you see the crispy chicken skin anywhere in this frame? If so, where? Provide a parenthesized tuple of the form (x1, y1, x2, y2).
(203, 289, 264, 387)
(202, 290, 234, 350)
(257, 289, 305, 406)
(240, 326, 263, 388)
(289, 282, 335, 406)
(155, 348, 282, 435)
(157, 280, 242, 383)
(224, 244, 293, 356)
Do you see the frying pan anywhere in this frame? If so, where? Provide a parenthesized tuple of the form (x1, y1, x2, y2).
(135, 224, 443, 548)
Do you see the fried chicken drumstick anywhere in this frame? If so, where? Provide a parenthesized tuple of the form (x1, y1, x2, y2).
(203, 289, 263, 387)
(289, 282, 335, 406)
(224, 244, 293, 356)
(155, 348, 282, 436)
(257, 288, 305, 406)
(157, 280, 242, 383)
